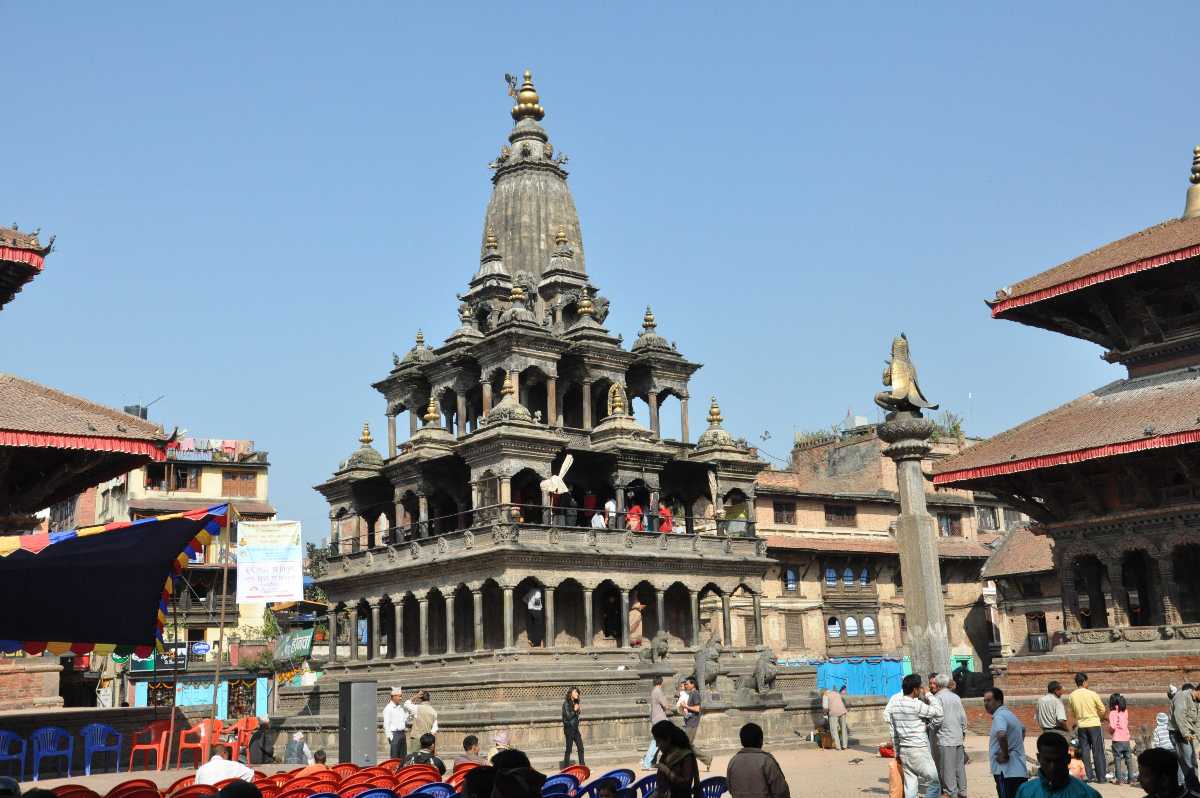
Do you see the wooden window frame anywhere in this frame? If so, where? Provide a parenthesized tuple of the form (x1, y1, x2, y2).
(772, 500, 796, 525)
(824, 504, 857, 528)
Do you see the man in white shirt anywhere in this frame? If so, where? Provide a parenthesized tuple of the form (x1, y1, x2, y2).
(525, 587, 544, 646)
(196, 744, 254, 785)
(590, 508, 607, 530)
(883, 674, 943, 798)
(383, 686, 411, 759)
(603, 497, 617, 529)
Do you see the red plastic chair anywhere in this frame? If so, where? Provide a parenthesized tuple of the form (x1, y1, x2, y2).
(54, 788, 101, 798)
(562, 766, 590, 784)
(278, 789, 311, 798)
(397, 765, 439, 781)
(128, 722, 172, 772)
(398, 779, 435, 797)
(333, 764, 359, 780)
(213, 780, 245, 791)
(165, 776, 197, 796)
(105, 779, 160, 798)
(178, 719, 224, 769)
(227, 718, 260, 764)
(173, 788, 218, 798)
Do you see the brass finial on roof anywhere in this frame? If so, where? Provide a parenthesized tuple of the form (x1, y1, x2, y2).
(359, 422, 373, 445)
(577, 289, 594, 317)
(510, 282, 527, 304)
(423, 395, 440, 426)
(1185, 145, 1200, 220)
(555, 225, 568, 246)
(642, 306, 657, 331)
(707, 397, 723, 426)
(415, 329, 425, 348)
(501, 372, 516, 398)
(510, 69, 545, 122)
(485, 226, 499, 250)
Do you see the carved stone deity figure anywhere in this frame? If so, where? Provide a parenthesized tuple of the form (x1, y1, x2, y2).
(874, 333, 938, 413)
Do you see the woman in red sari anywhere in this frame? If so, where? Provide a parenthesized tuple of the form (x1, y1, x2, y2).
(625, 503, 644, 532)
(658, 501, 674, 533)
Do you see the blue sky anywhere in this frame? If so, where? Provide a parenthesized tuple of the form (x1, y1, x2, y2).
(4, 2, 1197, 542)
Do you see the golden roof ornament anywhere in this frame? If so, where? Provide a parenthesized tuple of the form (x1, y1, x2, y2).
(874, 333, 938, 413)
(510, 282, 527, 304)
(359, 422, 373, 445)
(485, 226, 499, 251)
(643, 306, 657, 331)
(555, 225, 568, 246)
(577, 289, 594, 317)
(507, 70, 545, 122)
(707, 397, 723, 426)
(607, 383, 628, 417)
(423, 395, 440, 426)
(1185, 145, 1200, 220)
(501, 372, 516, 398)
(415, 330, 425, 348)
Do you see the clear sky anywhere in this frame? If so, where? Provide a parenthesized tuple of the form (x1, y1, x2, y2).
(4, 2, 1198, 542)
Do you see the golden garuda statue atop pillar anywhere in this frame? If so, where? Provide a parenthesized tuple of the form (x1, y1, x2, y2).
(874, 333, 938, 413)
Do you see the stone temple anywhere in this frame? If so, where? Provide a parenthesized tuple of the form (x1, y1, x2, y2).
(288, 72, 840, 762)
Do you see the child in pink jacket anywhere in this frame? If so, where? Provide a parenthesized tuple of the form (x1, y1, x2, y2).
(1108, 693, 1133, 784)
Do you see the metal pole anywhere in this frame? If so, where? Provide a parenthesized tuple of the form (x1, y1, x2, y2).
(211, 506, 238, 720)
(167, 591, 180, 769)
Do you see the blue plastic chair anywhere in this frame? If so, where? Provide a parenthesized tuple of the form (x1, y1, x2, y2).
(81, 723, 123, 776)
(630, 774, 656, 798)
(354, 790, 398, 798)
(410, 783, 455, 798)
(542, 774, 579, 797)
(698, 777, 728, 798)
(0, 731, 26, 782)
(616, 789, 637, 798)
(31, 726, 73, 781)
(596, 771, 635, 790)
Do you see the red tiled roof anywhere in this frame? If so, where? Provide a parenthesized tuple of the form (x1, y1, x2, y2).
(981, 526, 1054, 579)
(0, 225, 51, 310)
(991, 215, 1200, 317)
(766, 534, 990, 559)
(933, 368, 1200, 485)
(129, 497, 276, 517)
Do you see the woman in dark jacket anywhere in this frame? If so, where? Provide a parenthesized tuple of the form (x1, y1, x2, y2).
(561, 686, 584, 769)
(651, 720, 699, 798)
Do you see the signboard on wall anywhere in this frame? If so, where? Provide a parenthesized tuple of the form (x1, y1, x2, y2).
(274, 628, 315, 661)
(236, 521, 303, 603)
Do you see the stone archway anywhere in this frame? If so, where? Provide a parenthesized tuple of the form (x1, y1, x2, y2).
(453, 584, 475, 652)
(1073, 556, 1110, 629)
(630, 580, 659, 642)
(401, 594, 420, 657)
(481, 579, 504, 650)
(1174, 545, 1200, 623)
(513, 576, 547, 648)
(427, 589, 448, 655)
(553, 579, 586, 648)
(664, 583, 693, 648)
(593, 579, 622, 647)
(1121, 550, 1158, 626)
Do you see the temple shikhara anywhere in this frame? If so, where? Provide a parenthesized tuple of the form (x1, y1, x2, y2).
(298, 72, 816, 758)
(934, 146, 1200, 694)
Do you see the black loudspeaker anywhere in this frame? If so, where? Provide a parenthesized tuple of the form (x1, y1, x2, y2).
(338, 680, 378, 766)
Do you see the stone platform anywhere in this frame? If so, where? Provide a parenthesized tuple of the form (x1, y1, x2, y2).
(993, 640, 1200, 698)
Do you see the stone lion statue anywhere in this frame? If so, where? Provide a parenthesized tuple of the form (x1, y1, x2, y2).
(638, 631, 670, 664)
(737, 648, 778, 695)
(693, 636, 722, 696)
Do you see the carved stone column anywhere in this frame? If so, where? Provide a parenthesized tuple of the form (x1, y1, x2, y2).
(391, 594, 405, 658)
(327, 605, 340, 662)
(456, 394, 468, 438)
(721, 594, 733, 646)
(1058, 548, 1082, 632)
(418, 495, 429, 538)
(752, 592, 764, 647)
(409, 408, 419, 437)
(583, 587, 594, 648)
(503, 586, 515, 648)
(510, 371, 520, 404)
(368, 597, 382, 660)
(690, 589, 701, 647)
(648, 391, 660, 439)
(473, 589, 484, 651)
(582, 382, 593, 430)
(546, 377, 557, 428)
(386, 413, 397, 458)
(417, 595, 429, 657)
(680, 396, 690, 444)
(878, 411, 950, 675)
(656, 587, 666, 635)
(348, 606, 361, 660)
(446, 592, 456, 654)
(482, 380, 493, 415)
(1102, 557, 1129, 628)
(1158, 551, 1183, 625)
(649, 487, 660, 533)
(620, 588, 631, 648)
(544, 585, 556, 649)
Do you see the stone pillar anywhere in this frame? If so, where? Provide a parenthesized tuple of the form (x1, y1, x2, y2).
(547, 377, 557, 428)
(544, 585, 556, 648)
(721, 594, 733, 646)
(418, 495, 429, 538)
(409, 408, 419, 436)
(615, 489, 626, 529)
(482, 380, 493, 415)
(329, 517, 338, 554)
(1102, 558, 1129, 628)
(473, 589, 485, 651)
(502, 586, 515, 648)
(446, 592, 456, 654)
(583, 587, 594, 648)
(680, 396, 690, 444)
(1057, 549, 1081, 632)
(418, 595, 429, 657)
(368, 597, 382, 660)
(386, 413, 397, 458)
(456, 394, 468, 438)
(327, 606, 340, 662)
(510, 370, 520, 403)
(582, 382, 593, 429)
(690, 590, 701, 647)
(620, 588, 631, 648)
(500, 476, 512, 506)
(656, 587, 666, 635)
(878, 410, 951, 676)
(649, 488, 660, 533)
(1158, 552, 1183, 625)
(391, 594, 405, 658)
(752, 592, 764, 647)
(348, 606, 361, 660)
(649, 391, 660, 439)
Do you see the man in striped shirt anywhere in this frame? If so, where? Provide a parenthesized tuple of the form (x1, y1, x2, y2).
(884, 674, 944, 798)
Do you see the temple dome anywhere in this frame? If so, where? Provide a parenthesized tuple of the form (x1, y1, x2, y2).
(482, 71, 586, 282)
(400, 330, 435, 366)
(696, 397, 734, 448)
(346, 423, 384, 469)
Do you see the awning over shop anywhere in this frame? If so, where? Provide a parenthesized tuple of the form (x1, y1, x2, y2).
(0, 504, 227, 657)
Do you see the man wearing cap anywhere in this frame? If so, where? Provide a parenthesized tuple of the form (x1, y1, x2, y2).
(383, 687, 411, 759)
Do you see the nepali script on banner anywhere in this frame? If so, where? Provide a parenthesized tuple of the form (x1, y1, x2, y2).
(236, 521, 303, 603)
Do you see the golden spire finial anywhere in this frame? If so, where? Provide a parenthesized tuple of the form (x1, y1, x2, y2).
(485, 226, 499, 251)
(577, 289, 594, 317)
(1186, 145, 1200, 220)
(423, 395, 439, 426)
(501, 372, 516, 398)
(555, 225, 568, 246)
(707, 397, 723, 426)
(359, 422, 373, 445)
(415, 329, 425, 348)
(511, 69, 545, 122)
(643, 306, 657, 331)
(510, 282, 526, 304)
